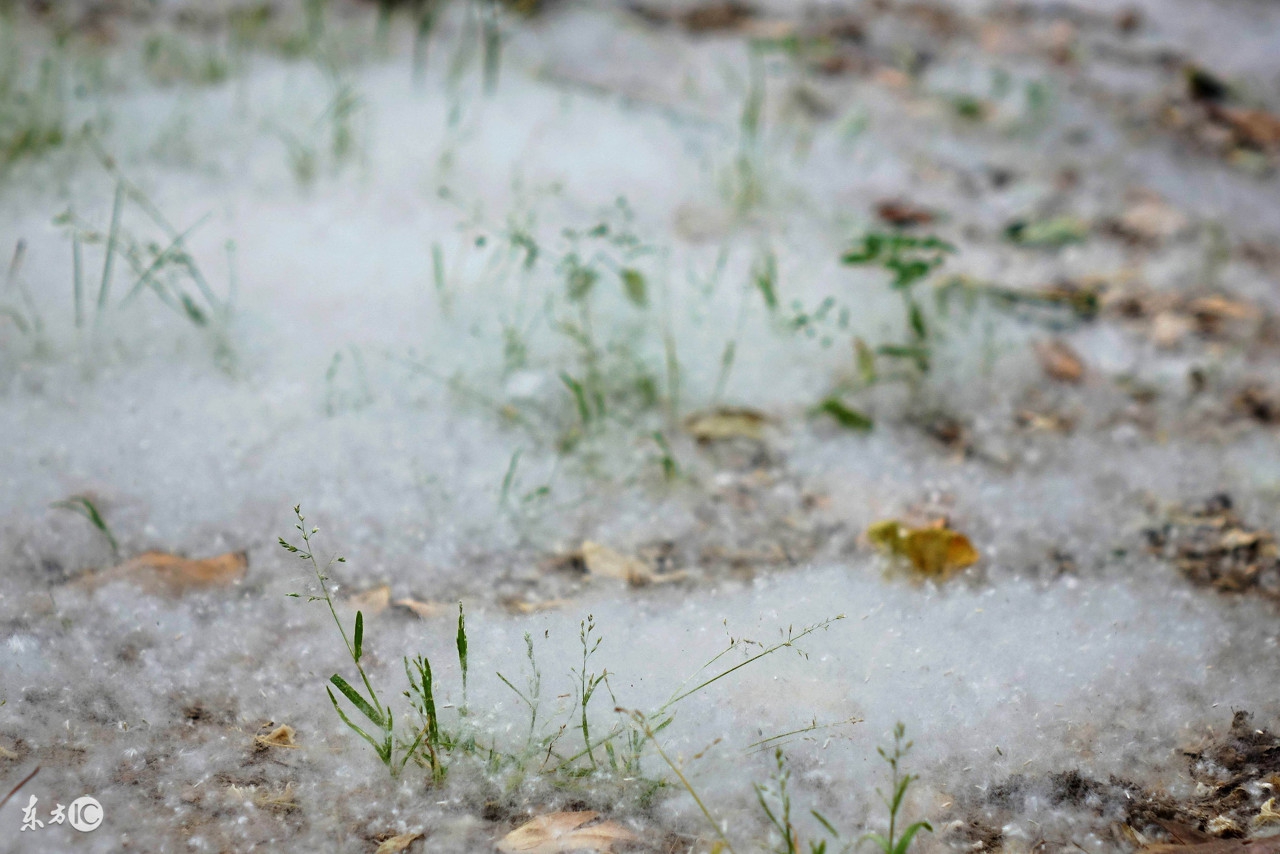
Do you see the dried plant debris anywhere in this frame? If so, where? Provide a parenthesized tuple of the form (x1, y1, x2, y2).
(1034, 338, 1086, 383)
(536, 470, 838, 588)
(1107, 191, 1192, 245)
(345, 583, 392, 616)
(1014, 408, 1076, 434)
(496, 811, 639, 854)
(1145, 495, 1280, 600)
(78, 549, 248, 595)
(876, 199, 937, 228)
(937, 275, 1105, 324)
(683, 407, 770, 443)
(253, 723, 298, 750)
(580, 540, 687, 587)
(1104, 285, 1263, 349)
(943, 714, 1280, 852)
(628, 1, 756, 34)
(374, 832, 423, 854)
(1232, 385, 1280, 426)
(392, 597, 451, 619)
(1160, 68, 1280, 167)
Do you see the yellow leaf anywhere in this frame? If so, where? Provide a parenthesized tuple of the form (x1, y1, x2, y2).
(867, 520, 979, 578)
(497, 811, 639, 854)
(866, 519, 904, 552)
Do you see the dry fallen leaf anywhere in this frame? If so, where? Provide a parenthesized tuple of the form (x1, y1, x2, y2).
(1151, 311, 1196, 349)
(680, 1, 754, 33)
(582, 541, 650, 585)
(1255, 797, 1280, 827)
(1014, 409, 1075, 433)
(82, 550, 248, 595)
(1187, 295, 1261, 323)
(347, 584, 391, 616)
(683, 407, 769, 442)
(1118, 194, 1190, 243)
(581, 541, 686, 587)
(1034, 339, 1085, 383)
(375, 832, 423, 853)
(497, 811, 639, 854)
(1209, 104, 1280, 151)
(392, 598, 449, 619)
(254, 724, 297, 749)
(1143, 838, 1280, 854)
(502, 597, 571, 615)
(876, 199, 936, 228)
(867, 519, 979, 578)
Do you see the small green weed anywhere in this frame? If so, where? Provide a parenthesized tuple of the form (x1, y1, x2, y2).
(50, 494, 119, 558)
(863, 723, 933, 854)
(280, 505, 437, 777)
(669, 721, 930, 854)
(53, 162, 235, 367)
(755, 747, 842, 854)
(841, 231, 956, 376)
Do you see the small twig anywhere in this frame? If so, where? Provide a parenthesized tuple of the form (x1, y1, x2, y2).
(0, 766, 40, 812)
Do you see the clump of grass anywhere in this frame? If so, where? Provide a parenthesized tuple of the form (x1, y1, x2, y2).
(0, 28, 67, 171)
(841, 232, 955, 377)
(664, 722, 931, 854)
(283, 504, 846, 797)
(142, 33, 232, 87)
(53, 165, 236, 368)
(275, 73, 366, 187)
(280, 505, 439, 776)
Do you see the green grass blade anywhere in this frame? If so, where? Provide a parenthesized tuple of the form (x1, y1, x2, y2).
(893, 822, 932, 854)
(456, 602, 468, 699)
(813, 397, 873, 431)
(327, 686, 390, 764)
(96, 180, 125, 317)
(329, 673, 385, 729)
(50, 495, 119, 558)
(621, 268, 647, 307)
(353, 611, 363, 662)
(72, 233, 83, 328)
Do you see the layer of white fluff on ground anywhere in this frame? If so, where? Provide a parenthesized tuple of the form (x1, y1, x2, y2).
(3, 0, 1280, 852)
